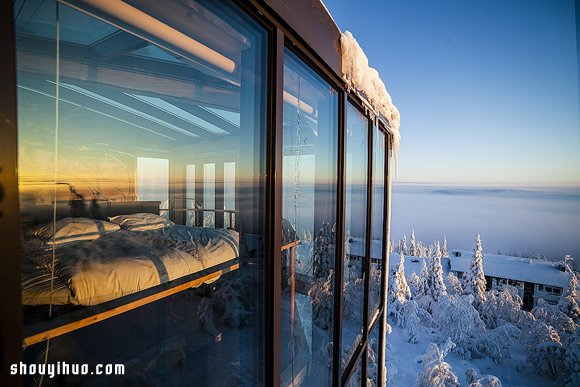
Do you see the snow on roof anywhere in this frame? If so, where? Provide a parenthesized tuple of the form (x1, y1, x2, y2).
(340, 31, 401, 157)
(449, 250, 569, 288)
(347, 237, 383, 259)
(388, 255, 452, 277)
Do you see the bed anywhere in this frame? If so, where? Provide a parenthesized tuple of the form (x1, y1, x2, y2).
(20, 202, 304, 349)
(21, 220, 239, 306)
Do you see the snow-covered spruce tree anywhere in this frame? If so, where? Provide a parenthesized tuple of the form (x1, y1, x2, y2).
(407, 271, 421, 298)
(463, 234, 487, 307)
(476, 323, 520, 364)
(396, 300, 434, 344)
(480, 285, 535, 330)
(343, 276, 365, 323)
(442, 236, 448, 258)
(418, 260, 429, 298)
(410, 228, 417, 257)
(308, 271, 334, 330)
(415, 338, 459, 387)
(389, 253, 412, 305)
(558, 271, 580, 322)
(417, 243, 424, 258)
(525, 321, 566, 379)
(564, 329, 579, 387)
(427, 241, 447, 302)
(445, 272, 463, 296)
(309, 222, 336, 330)
(401, 234, 408, 255)
(312, 221, 334, 279)
(436, 295, 486, 359)
(532, 299, 576, 340)
(465, 369, 502, 387)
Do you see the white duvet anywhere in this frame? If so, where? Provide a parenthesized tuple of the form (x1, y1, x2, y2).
(22, 225, 239, 306)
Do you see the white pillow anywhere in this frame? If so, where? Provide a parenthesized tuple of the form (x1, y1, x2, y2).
(108, 213, 174, 231)
(32, 217, 120, 245)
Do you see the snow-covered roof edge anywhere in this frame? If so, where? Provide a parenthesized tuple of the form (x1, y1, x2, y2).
(340, 31, 401, 160)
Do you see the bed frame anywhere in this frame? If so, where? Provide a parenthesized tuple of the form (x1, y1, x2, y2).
(23, 259, 240, 347)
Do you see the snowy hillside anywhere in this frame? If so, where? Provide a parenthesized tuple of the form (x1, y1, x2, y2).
(382, 233, 579, 386)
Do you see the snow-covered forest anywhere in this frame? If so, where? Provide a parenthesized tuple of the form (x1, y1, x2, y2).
(382, 231, 579, 387)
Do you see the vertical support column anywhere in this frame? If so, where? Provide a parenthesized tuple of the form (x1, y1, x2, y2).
(0, 1, 22, 386)
(378, 134, 392, 387)
(332, 91, 346, 386)
(266, 27, 284, 387)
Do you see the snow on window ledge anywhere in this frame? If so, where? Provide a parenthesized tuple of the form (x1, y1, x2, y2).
(340, 31, 401, 159)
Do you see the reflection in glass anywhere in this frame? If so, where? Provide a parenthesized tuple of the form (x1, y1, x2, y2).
(367, 323, 380, 386)
(347, 356, 363, 387)
(342, 103, 368, 369)
(280, 49, 338, 386)
(369, 127, 386, 317)
(137, 157, 169, 218)
(16, 0, 267, 384)
(203, 163, 216, 227)
(186, 164, 196, 226)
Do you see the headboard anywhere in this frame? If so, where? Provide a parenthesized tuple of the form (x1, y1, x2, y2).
(20, 200, 162, 226)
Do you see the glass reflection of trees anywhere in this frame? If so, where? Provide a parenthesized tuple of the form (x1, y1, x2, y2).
(281, 49, 338, 386)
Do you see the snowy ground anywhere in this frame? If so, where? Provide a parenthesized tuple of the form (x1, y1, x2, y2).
(386, 317, 559, 387)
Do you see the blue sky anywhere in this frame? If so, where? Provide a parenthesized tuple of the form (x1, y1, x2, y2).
(324, 0, 579, 186)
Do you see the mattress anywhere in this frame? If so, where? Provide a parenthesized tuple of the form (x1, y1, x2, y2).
(22, 224, 239, 306)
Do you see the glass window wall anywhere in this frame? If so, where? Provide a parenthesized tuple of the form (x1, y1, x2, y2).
(280, 49, 338, 386)
(369, 126, 386, 318)
(341, 103, 369, 370)
(15, 0, 268, 385)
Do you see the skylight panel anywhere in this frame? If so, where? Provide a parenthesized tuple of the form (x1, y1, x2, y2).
(198, 106, 240, 128)
(126, 94, 229, 136)
(53, 82, 198, 138)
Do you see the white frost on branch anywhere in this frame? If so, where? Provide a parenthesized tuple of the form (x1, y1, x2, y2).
(340, 31, 401, 157)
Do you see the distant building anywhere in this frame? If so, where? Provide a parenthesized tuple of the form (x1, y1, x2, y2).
(448, 250, 571, 310)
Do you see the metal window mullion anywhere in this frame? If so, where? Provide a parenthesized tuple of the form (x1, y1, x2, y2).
(332, 90, 347, 387)
(378, 133, 392, 386)
(265, 27, 284, 387)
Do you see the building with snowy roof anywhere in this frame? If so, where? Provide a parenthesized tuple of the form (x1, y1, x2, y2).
(0, 0, 399, 386)
(448, 250, 571, 309)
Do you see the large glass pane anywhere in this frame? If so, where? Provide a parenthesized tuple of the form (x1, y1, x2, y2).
(281, 49, 338, 386)
(369, 127, 386, 317)
(342, 103, 368, 369)
(16, 0, 268, 384)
